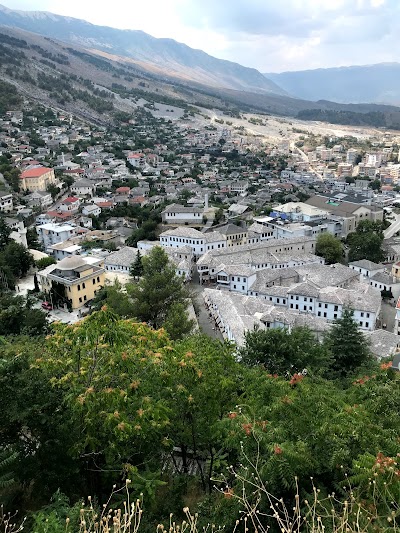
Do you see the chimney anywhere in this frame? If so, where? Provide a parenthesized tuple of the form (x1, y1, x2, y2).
(204, 193, 209, 210)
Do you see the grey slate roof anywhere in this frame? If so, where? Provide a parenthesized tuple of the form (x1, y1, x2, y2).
(104, 246, 138, 267)
(349, 259, 383, 271)
(366, 330, 400, 359)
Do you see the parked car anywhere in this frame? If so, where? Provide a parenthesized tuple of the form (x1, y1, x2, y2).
(41, 301, 53, 310)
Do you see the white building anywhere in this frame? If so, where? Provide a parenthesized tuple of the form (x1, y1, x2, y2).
(159, 227, 227, 258)
(161, 203, 204, 225)
(37, 222, 76, 251)
(0, 191, 13, 213)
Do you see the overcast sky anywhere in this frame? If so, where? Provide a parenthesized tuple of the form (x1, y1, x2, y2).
(4, 0, 400, 72)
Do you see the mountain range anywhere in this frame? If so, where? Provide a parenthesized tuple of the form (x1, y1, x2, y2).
(0, 4, 400, 129)
(0, 3, 285, 96)
(265, 63, 400, 105)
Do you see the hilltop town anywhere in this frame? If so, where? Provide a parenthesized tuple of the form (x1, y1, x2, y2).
(1, 98, 400, 360)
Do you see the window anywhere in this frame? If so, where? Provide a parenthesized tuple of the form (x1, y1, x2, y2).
(97, 277, 100, 282)
(290, 303, 293, 309)
(325, 304, 328, 309)
(318, 311, 321, 317)
(365, 322, 369, 328)
(82, 282, 86, 289)
(77, 284, 81, 291)
(79, 297, 82, 303)
(367, 313, 370, 318)
(334, 313, 337, 319)
(323, 312, 327, 318)
(359, 321, 363, 326)
(93, 279, 96, 284)
(334, 305, 338, 311)
(303, 305, 307, 311)
(361, 312, 364, 317)
(233, 284, 236, 289)
(84, 295, 87, 301)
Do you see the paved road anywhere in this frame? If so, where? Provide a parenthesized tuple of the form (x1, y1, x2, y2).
(380, 300, 396, 333)
(189, 270, 223, 341)
(384, 214, 400, 239)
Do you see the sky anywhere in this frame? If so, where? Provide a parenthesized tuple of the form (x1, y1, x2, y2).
(4, 0, 400, 72)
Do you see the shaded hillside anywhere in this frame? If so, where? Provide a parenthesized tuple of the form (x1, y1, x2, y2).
(0, 3, 286, 96)
(265, 63, 400, 105)
(1, 26, 400, 130)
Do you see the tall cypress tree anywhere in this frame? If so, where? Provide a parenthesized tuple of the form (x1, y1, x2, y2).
(324, 308, 372, 376)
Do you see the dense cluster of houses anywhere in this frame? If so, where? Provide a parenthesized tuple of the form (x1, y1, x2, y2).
(2, 104, 400, 358)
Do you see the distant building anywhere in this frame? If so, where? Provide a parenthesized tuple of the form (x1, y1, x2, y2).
(19, 166, 56, 192)
(38, 256, 105, 310)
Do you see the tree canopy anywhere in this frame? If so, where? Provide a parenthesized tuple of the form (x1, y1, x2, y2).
(315, 233, 343, 264)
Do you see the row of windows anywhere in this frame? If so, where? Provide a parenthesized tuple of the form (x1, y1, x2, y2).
(290, 295, 314, 302)
(77, 277, 101, 291)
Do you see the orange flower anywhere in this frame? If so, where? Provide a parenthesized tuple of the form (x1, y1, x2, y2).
(224, 487, 234, 499)
(380, 361, 392, 370)
(117, 422, 126, 431)
(137, 408, 144, 417)
(228, 412, 238, 419)
(242, 423, 252, 435)
(130, 380, 140, 390)
(274, 445, 283, 455)
(290, 374, 304, 386)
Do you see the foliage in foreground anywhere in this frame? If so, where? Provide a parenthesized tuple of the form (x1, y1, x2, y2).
(0, 307, 399, 530)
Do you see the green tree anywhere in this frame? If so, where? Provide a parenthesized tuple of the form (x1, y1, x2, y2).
(0, 242, 34, 278)
(0, 216, 11, 250)
(129, 250, 144, 280)
(324, 308, 372, 377)
(163, 302, 195, 340)
(128, 246, 190, 329)
(0, 340, 79, 506)
(239, 326, 331, 376)
(90, 282, 136, 317)
(47, 184, 61, 200)
(36, 256, 57, 270)
(315, 233, 343, 264)
(26, 227, 41, 250)
(348, 220, 385, 263)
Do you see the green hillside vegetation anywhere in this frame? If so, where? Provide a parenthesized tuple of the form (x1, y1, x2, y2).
(0, 274, 398, 531)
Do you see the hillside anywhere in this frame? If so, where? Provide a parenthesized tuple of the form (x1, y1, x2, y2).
(2, 25, 400, 130)
(0, 3, 286, 96)
(265, 63, 400, 105)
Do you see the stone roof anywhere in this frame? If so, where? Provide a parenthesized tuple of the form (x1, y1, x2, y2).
(162, 203, 203, 214)
(370, 272, 397, 285)
(161, 227, 204, 239)
(348, 259, 384, 271)
(318, 283, 381, 312)
(104, 246, 138, 267)
(366, 329, 400, 359)
(287, 282, 320, 298)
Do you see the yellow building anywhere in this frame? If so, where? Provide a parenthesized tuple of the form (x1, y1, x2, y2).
(19, 166, 57, 192)
(39, 256, 105, 309)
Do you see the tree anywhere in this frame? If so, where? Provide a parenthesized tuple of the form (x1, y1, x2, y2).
(0, 242, 33, 278)
(26, 227, 41, 250)
(129, 250, 144, 280)
(0, 217, 11, 250)
(348, 220, 385, 263)
(128, 246, 190, 329)
(324, 308, 372, 377)
(47, 184, 61, 200)
(239, 326, 331, 376)
(36, 256, 57, 270)
(90, 282, 136, 317)
(315, 233, 343, 264)
(163, 302, 195, 340)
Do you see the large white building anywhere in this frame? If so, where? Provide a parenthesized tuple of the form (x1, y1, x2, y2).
(37, 222, 76, 251)
(159, 227, 227, 258)
(161, 203, 204, 225)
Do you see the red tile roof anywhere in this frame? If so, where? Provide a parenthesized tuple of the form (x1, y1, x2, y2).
(63, 196, 79, 203)
(20, 167, 52, 179)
